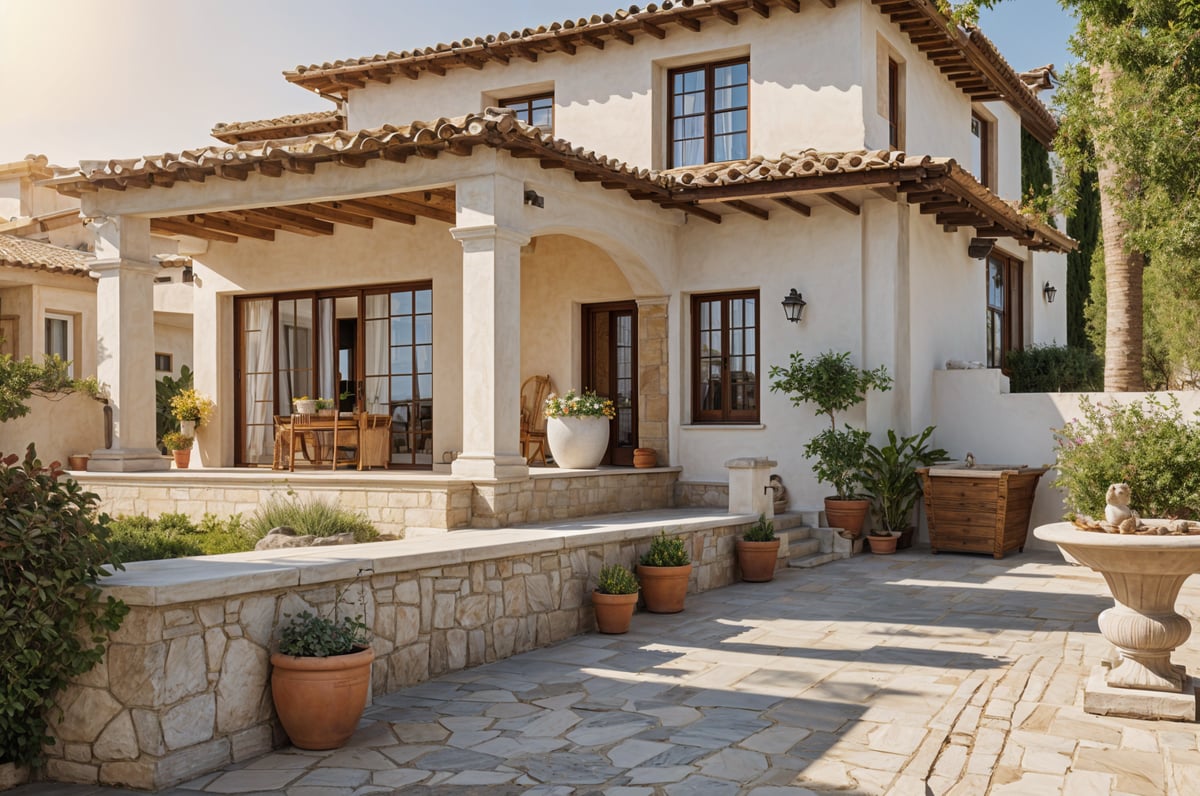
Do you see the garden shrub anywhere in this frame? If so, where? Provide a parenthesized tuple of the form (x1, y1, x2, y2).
(1005, 344, 1102, 393)
(1053, 395, 1200, 520)
(107, 512, 256, 563)
(248, 495, 379, 543)
(0, 446, 128, 766)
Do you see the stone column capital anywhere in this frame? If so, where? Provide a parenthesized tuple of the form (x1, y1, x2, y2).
(89, 257, 159, 277)
(450, 225, 530, 250)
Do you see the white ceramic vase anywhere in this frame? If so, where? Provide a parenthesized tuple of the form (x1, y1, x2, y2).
(294, 399, 317, 415)
(178, 419, 196, 436)
(546, 416, 609, 469)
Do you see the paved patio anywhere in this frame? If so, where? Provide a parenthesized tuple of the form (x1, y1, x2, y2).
(13, 547, 1200, 795)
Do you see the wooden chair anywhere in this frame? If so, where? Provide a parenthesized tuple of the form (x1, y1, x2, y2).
(357, 413, 393, 470)
(273, 415, 305, 470)
(520, 374, 554, 465)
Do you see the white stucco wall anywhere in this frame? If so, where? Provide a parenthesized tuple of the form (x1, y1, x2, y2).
(0, 274, 97, 377)
(0, 392, 105, 465)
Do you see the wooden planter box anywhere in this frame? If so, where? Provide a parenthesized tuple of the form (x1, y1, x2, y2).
(917, 465, 1047, 559)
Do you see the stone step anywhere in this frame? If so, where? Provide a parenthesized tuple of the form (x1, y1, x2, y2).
(786, 535, 821, 559)
(788, 551, 838, 569)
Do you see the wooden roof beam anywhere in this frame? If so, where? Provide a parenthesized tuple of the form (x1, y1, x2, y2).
(289, 203, 375, 229)
(659, 201, 722, 223)
(550, 37, 577, 55)
(579, 33, 606, 50)
(676, 16, 701, 32)
(336, 198, 420, 225)
(362, 194, 454, 224)
(773, 197, 811, 216)
(777, 0, 801, 11)
(748, 0, 770, 18)
(511, 45, 539, 62)
(256, 161, 284, 178)
(214, 165, 249, 182)
(238, 207, 335, 236)
(424, 62, 447, 77)
(611, 27, 635, 44)
(480, 48, 510, 65)
(818, 0, 837, 8)
(282, 158, 316, 175)
(713, 5, 739, 25)
(640, 20, 667, 39)
(152, 217, 237, 243)
(186, 214, 275, 241)
(820, 192, 860, 215)
(726, 199, 769, 220)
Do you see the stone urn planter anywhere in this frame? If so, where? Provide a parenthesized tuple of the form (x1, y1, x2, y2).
(736, 539, 781, 582)
(546, 415, 609, 469)
(824, 497, 871, 539)
(1034, 522, 1200, 721)
(271, 646, 375, 749)
(866, 531, 900, 555)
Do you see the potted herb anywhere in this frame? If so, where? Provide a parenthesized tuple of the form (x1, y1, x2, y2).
(293, 395, 317, 415)
(161, 431, 193, 469)
(270, 610, 374, 750)
(593, 563, 639, 634)
(169, 388, 214, 436)
(316, 397, 336, 416)
(769, 350, 892, 539)
(737, 513, 781, 581)
(860, 427, 948, 552)
(543, 389, 617, 469)
(636, 531, 693, 613)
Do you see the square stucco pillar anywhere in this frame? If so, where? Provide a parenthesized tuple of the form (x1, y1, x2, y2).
(88, 216, 169, 471)
(449, 223, 530, 480)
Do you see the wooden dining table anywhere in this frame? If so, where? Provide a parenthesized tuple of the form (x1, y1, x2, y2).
(283, 412, 392, 471)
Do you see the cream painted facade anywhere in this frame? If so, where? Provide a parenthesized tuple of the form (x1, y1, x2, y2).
(65, 0, 1068, 507)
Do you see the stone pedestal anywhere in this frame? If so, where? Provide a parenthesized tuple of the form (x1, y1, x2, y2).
(725, 457, 777, 518)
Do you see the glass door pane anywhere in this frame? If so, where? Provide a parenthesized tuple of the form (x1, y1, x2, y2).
(239, 298, 275, 465)
(364, 286, 433, 467)
(277, 297, 314, 414)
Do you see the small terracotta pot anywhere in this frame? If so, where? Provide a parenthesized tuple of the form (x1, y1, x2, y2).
(633, 448, 658, 468)
(824, 497, 871, 539)
(67, 454, 90, 471)
(736, 539, 781, 582)
(172, 449, 191, 469)
(867, 532, 900, 555)
(593, 590, 638, 634)
(270, 646, 375, 750)
(637, 563, 692, 613)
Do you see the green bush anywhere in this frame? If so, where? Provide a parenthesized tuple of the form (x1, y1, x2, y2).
(596, 564, 639, 595)
(1005, 345, 1102, 393)
(248, 495, 379, 543)
(155, 366, 193, 453)
(0, 445, 128, 766)
(277, 611, 368, 658)
(743, 514, 776, 542)
(107, 512, 256, 563)
(1053, 395, 1200, 520)
(639, 531, 690, 567)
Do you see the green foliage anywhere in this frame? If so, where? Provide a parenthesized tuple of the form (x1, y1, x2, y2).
(1066, 157, 1100, 350)
(0, 445, 128, 766)
(743, 514, 776, 542)
(1020, 127, 1056, 228)
(169, 387, 214, 426)
(156, 366, 193, 452)
(860, 428, 949, 533)
(248, 495, 379, 544)
(1052, 395, 1200, 520)
(161, 432, 193, 452)
(277, 611, 368, 658)
(768, 351, 892, 429)
(639, 531, 690, 567)
(0, 354, 102, 423)
(1005, 345, 1103, 393)
(107, 512, 256, 563)
(805, 426, 872, 499)
(596, 564, 639, 595)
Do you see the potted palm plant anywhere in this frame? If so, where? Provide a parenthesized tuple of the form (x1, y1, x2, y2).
(593, 563, 639, 634)
(636, 531, 692, 613)
(737, 513, 781, 581)
(769, 351, 892, 539)
(162, 431, 193, 469)
(270, 610, 374, 750)
(860, 427, 948, 552)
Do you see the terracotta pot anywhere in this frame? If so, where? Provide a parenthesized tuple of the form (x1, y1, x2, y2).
(633, 448, 658, 468)
(546, 415, 610, 469)
(270, 646, 375, 750)
(637, 563, 692, 613)
(824, 497, 871, 539)
(592, 590, 638, 634)
(867, 532, 900, 555)
(736, 539, 782, 582)
(172, 449, 191, 469)
(67, 454, 90, 471)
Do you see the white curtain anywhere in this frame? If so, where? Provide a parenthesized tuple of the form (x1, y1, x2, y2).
(244, 299, 274, 463)
(318, 298, 335, 404)
(365, 318, 389, 415)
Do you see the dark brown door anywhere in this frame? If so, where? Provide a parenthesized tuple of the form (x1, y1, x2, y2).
(583, 302, 638, 466)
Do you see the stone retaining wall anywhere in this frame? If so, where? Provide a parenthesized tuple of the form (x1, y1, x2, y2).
(675, 480, 729, 508)
(41, 512, 780, 790)
(471, 469, 679, 528)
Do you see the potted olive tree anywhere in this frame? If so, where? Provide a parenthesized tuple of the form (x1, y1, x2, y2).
(860, 428, 948, 552)
(769, 351, 892, 539)
(270, 610, 374, 750)
(636, 531, 692, 613)
(592, 563, 639, 634)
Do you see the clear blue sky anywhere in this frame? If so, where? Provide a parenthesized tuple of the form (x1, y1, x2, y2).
(0, 0, 1075, 166)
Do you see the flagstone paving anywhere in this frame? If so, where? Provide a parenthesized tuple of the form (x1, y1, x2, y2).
(14, 548, 1200, 794)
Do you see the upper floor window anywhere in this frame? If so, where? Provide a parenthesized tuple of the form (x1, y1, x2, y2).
(44, 312, 74, 376)
(155, 352, 173, 372)
(971, 111, 994, 188)
(887, 58, 903, 150)
(986, 252, 1023, 370)
(500, 93, 554, 134)
(669, 58, 749, 168)
(692, 290, 758, 423)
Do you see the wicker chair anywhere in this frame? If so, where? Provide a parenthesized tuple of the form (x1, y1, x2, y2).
(519, 374, 554, 465)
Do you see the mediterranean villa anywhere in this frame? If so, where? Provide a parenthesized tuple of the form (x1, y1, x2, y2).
(42, 0, 1070, 525)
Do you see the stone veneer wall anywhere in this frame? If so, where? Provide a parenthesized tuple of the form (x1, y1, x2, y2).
(39, 514, 778, 790)
(636, 298, 669, 463)
(470, 469, 678, 528)
(675, 480, 730, 509)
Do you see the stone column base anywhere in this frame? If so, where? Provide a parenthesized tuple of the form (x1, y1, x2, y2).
(1083, 664, 1198, 721)
(87, 449, 171, 472)
(450, 453, 529, 480)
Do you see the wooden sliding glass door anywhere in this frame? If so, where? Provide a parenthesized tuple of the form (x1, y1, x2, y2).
(583, 301, 637, 466)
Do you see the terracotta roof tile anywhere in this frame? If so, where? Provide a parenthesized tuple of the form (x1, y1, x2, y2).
(665, 149, 931, 186)
(211, 110, 345, 144)
(0, 234, 93, 276)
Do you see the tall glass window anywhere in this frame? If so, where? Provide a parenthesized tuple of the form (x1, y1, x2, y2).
(669, 59, 749, 168)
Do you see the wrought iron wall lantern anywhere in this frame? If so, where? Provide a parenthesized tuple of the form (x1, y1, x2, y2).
(781, 289, 807, 323)
(523, 189, 545, 208)
(1043, 281, 1057, 303)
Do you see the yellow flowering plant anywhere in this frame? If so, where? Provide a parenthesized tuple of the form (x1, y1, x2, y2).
(543, 389, 616, 420)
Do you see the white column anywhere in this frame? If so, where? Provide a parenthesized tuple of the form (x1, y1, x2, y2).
(88, 216, 169, 471)
(449, 222, 530, 479)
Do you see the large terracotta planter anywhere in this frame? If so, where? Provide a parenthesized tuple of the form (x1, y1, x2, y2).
(866, 532, 900, 555)
(546, 415, 609, 469)
(592, 591, 638, 634)
(270, 646, 375, 750)
(637, 563, 692, 613)
(824, 497, 871, 539)
(736, 539, 781, 582)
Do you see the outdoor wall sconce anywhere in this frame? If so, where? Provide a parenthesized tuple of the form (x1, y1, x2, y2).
(781, 288, 808, 323)
(1043, 281, 1058, 303)
(968, 237, 996, 259)
(523, 189, 545, 208)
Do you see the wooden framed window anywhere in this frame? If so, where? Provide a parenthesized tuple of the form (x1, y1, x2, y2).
(44, 312, 74, 376)
(155, 352, 173, 372)
(971, 111, 993, 188)
(692, 290, 759, 423)
(500, 93, 554, 133)
(887, 58, 902, 150)
(669, 58, 749, 168)
(986, 251, 1024, 370)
